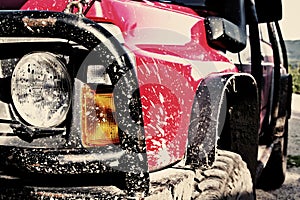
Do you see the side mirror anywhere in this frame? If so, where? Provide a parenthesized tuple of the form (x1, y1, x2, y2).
(204, 0, 247, 53)
(205, 17, 247, 53)
(254, 0, 282, 23)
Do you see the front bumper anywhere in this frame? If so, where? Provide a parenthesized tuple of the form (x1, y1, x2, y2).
(0, 146, 149, 198)
(0, 171, 126, 199)
(0, 146, 125, 175)
(0, 147, 128, 199)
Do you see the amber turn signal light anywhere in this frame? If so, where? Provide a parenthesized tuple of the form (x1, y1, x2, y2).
(81, 85, 119, 147)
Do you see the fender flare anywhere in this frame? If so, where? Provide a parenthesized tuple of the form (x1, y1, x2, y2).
(187, 72, 259, 179)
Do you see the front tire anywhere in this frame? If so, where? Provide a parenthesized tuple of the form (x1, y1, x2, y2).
(193, 150, 255, 200)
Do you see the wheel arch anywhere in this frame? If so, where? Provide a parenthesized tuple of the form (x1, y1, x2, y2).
(218, 73, 260, 181)
(187, 72, 260, 180)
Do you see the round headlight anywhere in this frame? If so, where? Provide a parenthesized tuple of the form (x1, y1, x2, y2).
(11, 52, 71, 128)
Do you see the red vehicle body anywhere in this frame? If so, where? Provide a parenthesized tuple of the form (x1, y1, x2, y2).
(0, 0, 292, 199)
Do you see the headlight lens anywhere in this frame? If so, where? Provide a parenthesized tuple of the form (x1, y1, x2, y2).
(11, 52, 71, 128)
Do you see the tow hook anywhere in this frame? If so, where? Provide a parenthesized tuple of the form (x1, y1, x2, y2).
(64, 0, 89, 16)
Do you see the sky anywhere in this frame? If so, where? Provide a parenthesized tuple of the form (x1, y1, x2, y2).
(280, 0, 300, 40)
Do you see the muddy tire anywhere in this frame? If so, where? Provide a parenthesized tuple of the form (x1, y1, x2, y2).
(193, 150, 254, 200)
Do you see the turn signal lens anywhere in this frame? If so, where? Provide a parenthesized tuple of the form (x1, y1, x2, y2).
(81, 85, 119, 147)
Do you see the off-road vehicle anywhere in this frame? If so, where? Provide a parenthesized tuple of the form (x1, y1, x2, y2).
(0, 0, 292, 199)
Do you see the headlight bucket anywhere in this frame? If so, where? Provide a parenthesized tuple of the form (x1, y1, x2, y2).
(11, 52, 71, 128)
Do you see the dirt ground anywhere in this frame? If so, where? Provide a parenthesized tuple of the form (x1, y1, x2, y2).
(256, 94, 300, 200)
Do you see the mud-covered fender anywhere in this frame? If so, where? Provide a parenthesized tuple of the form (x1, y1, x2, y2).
(187, 72, 259, 179)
